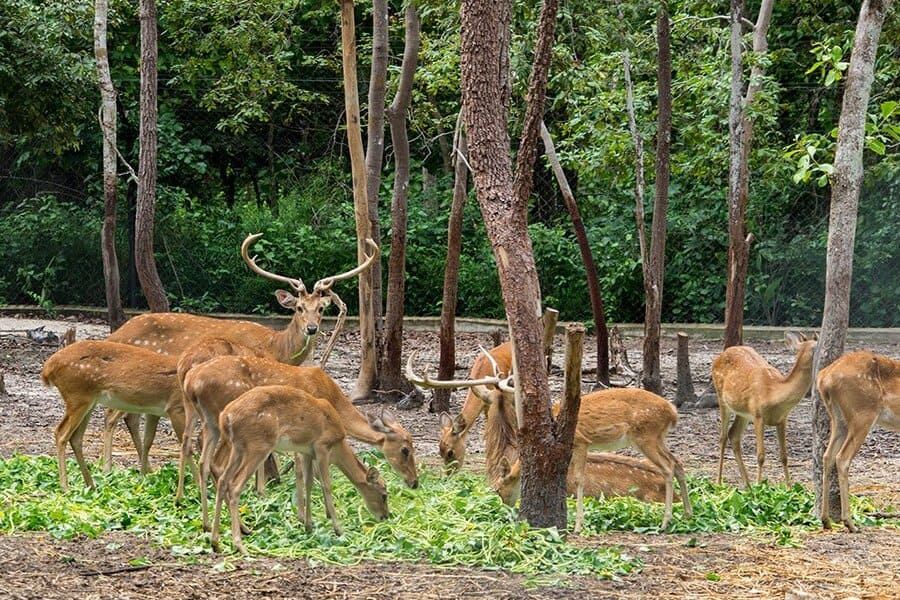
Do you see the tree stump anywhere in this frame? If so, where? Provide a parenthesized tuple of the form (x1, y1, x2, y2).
(674, 332, 698, 407)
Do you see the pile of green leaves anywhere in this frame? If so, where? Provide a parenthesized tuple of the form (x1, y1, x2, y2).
(0, 455, 889, 576)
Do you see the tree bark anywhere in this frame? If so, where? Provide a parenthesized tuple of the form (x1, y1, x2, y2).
(723, 0, 774, 348)
(94, 0, 126, 331)
(135, 0, 169, 312)
(642, 3, 671, 395)
(365, 0, 389, 326)
(380, 2, 421, 400)
(341, 0, 376, 402)
(540, 122, 609, 386)
(813, 0, 892, 521)
(435, 114, 469, 414)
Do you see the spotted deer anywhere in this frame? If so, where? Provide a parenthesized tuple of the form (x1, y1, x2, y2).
(711, 332, 817, 487)
(818, 351, 899, 532)
(40, 340, 192, 491)
(210, 385, 389, 555)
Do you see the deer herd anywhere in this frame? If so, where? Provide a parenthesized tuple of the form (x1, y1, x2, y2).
(36, 235, 898, 554)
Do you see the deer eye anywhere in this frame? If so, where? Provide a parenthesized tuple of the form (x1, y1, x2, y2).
(401, 446, 410, 458)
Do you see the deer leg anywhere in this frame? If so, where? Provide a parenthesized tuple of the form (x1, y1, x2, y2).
(176, 401, 199, 503)
(316, 447, 342, 536)
(103, 409, 141, 472)
(570, 445, 588, 534)
(638, 440, 676, 529)
(138, 414, 161, 475)
(716, 405, 732, 485)
(728, 415, 751, 488)
(835, 414, 876, 533)
(55, 401, 95, 491)
(68, 411, 95, 490)
(775, 421, 790, 486)
(753, 417, 766, 485)
(199, 425, 222, 532)
(663, 446, 692, 519)
(300, 453, 314, 531)
(820, 410, 846, 529)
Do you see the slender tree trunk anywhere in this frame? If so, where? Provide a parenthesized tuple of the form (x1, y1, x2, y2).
(341, 0, 376, 402)
(380, 2, 421, 398)
(540, 122, 609, 386)
(94, 0, 126, 331)
(642, 3, 671, 395)
(724, 0, 774, 348)
(365, 0, 389, 327)
(622, 49, 650, 312)
(813, 0, 892, 520)
(435, 114, 469, 414)
(135, 0, 168, 312)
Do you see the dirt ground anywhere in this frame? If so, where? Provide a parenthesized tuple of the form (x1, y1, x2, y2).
(0, 314, 898, 599)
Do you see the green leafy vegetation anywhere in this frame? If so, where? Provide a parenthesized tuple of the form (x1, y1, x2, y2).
(1, 455, 891, 576)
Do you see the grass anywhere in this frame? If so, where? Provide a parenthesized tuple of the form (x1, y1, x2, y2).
(0, 453, 890, 577)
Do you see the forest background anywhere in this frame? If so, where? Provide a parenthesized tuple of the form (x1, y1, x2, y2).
(1, 0, 897, 327)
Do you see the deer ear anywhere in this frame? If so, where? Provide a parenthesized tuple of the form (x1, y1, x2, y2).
(498, 456, 512, 477)
(452, 414, 468, 434)
(275, 290, 296, 308)
(439, 412, 453, 429)
(784, 331, 801, 349)
(366, 466, 382, 484)
(367, 411, 393, 435)
(379, 408, 398, 426)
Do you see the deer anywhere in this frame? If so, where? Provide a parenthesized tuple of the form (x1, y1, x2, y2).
(818, 351, 899, 532)
(492, 453, 667, 506)
(39, 340, 191, 491)
(711, 332, 817, 488)
(407, 353, 691, 532)
(182, 354, 418, 530)
(438, 341, 513, 473)
(102, 235, 379, 469)
(210, 385, 389, 555)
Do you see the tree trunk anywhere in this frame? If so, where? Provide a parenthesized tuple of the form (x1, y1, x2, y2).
(379, 2, 421, 400)
(135, 0, 168, 312)
(723, 0, 774, 348)
(94, 0, 126, 331)
(340, 0, 376, 402)
(365, 0, 389, 326)
(435, 114, 469, 414)
(813, 0, 892, 521)
(642, 3, 671, 395)
(540, 122, 609, 386)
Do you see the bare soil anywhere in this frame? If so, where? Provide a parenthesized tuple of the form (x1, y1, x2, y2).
(0, 314, 898, 599)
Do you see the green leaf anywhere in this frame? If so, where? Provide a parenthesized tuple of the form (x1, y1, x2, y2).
(867, 138, 886, 156)
(880, 101, 898, 119)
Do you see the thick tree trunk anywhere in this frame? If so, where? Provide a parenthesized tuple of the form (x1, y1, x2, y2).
(813, 0, 892, 520)
(435, 115, 469, 414)
(540, 122, 609, 386)
(724, 0, 774, 348)
(94, 0, 126, 331)
(135, 0, 168, 312)
(380, 2, 421, 400)
(341, 0, 376, 402)
(642, 3, 671, 395)
(365, 0, 389, 326)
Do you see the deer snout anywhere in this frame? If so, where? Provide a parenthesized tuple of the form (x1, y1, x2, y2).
(409, 478, 419, 489)
(306, 324, 318, 336)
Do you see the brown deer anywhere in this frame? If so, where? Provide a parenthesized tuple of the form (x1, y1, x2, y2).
(407, 354, 690, 532)
(102, 235, 379, 468)
(818, 351, 899, 532)
(210, 385, 389, 555)
(492, 453, 667, 506)
(182, 354, 418, 530)
(40, 340, 191, 491)
(438, 342, 513, 473)
(712, 332, 817, 487)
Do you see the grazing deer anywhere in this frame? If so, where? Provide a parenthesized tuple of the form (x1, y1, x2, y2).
(210, 385, 389, 555)
(818, 351, 899, 532)
(102, 235, 379, 467)
(492, 453, 667, 506)
(712, 332, 817, 487)
(438, 342, 513, 473)
(40, 340, 190, 491)
(183, 354, 418, 530)
(407, 354, 690, 532)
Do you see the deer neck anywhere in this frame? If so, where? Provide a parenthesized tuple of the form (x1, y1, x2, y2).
(459, 389, 486, 432)
(270, 319, 317, 365)
(771, 345, 815, 407)
(330, 440, 369, 487)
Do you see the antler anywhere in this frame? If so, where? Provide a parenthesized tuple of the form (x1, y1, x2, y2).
(241, 233, 307, 293)
(405, 351, 509, 391)
(314, 238, 380, 293)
